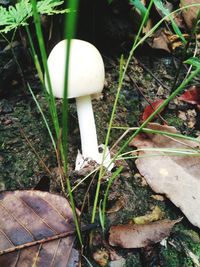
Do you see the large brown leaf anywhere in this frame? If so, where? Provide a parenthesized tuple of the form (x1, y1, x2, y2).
(0, 190, 79, 266)
(130, 123, 200, 228)
(109, 219, 181, 248)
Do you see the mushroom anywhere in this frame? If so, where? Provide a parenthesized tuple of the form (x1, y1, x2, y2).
(45, 39, 114, 171)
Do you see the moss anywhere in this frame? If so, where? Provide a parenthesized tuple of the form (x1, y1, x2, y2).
(165, 113, 184, 129)
(161, 246, 183, 267)
(160, 233, 200, 267)
(125, 252, 142, 267)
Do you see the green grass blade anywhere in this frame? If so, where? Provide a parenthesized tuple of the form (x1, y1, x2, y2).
(61, 0, 78, 171)
(30, 0, 60, 139)
(61, 0, 83, 246)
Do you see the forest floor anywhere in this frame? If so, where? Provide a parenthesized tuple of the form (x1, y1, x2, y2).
(1, 41, 200, 266)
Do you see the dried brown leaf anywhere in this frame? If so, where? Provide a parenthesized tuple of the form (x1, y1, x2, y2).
(0, 190, 79, 266)
(130, 123, 200, 228)
(180, 0, 200, 29)
(109, 219, 181, 248)
(149, 28, 171, 52)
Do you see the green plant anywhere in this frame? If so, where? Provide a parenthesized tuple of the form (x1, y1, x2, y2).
(0, 0, 69, 33)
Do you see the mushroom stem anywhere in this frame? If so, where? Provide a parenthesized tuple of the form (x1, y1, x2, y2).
(76, 95, 99, 161)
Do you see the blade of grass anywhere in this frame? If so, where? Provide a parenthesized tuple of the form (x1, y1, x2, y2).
(62, 1, 78, 172)
(61, 0, 83, 246)
(112, 126, 200, 144)
(25, 25, 44, 82)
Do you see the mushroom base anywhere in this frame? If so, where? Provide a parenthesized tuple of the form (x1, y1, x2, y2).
(75, 144, 114, 171)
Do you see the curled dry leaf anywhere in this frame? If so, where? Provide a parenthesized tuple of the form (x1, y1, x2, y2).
(0, 190, 79, 267)
(148, 28, 171, 52)
(130, 123, 200, 228)
(109, 219, 181, 248)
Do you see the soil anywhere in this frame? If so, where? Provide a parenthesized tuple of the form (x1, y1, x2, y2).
(1, 4, 200, 265)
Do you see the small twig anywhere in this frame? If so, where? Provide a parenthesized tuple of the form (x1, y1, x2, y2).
(0, 224, 97, 256)
(128, 73, 168, 125)
(110, 129, 130, 152)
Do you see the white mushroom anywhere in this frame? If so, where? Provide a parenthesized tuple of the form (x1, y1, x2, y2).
(45, 39, 114, 171)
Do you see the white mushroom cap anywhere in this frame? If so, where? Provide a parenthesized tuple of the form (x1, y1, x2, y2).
(46, 39, 105, 99)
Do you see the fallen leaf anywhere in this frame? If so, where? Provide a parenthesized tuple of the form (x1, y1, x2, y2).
(130, 123, 200, 228)
(109, 219, 181, 248)
(148, 28, 171, 52)
(132, 206, 164, 224)
(149, 28, 188, 51)
(142, 99, 165, 121)
(179, 86, 200, 105)
(0, 190, 79, 266)
(180, 0, 200, 29)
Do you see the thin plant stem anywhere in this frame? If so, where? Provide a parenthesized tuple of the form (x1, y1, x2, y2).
(112, 126, 200, 144)
(61, 0, 83, 246)
(25, 25, 44, 82)
(91, 0, 155, 224)
(62, 0, 78, 172)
